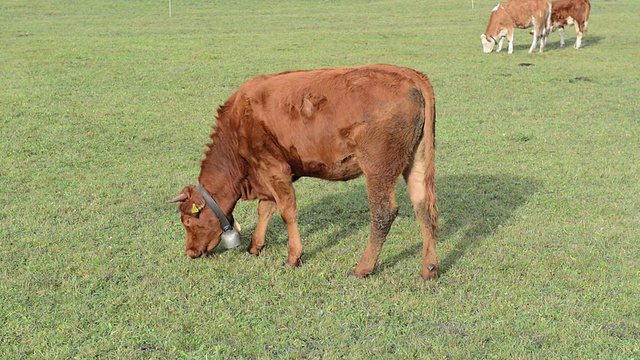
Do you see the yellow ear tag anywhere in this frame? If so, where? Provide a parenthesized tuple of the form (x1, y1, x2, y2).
(191, 203, 200, 214)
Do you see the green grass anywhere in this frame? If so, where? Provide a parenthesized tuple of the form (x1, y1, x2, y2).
(2, 0, 639, 358)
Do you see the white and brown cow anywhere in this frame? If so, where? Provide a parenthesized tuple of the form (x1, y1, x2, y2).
(549, 0, 591, 49)
(481, 0, 552, 54)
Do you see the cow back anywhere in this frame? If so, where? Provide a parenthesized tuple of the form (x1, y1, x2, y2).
(227, 64, 432, 181)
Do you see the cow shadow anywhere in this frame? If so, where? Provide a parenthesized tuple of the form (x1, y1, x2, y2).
(545, 34, 603, 50)
(257, 178, 371, 257)
(511, 34, 603, 51)
(290, 174, 539, 276)
(381, 174, 539, 275)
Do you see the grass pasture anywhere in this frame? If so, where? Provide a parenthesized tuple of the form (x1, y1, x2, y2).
(1, 0, 639, 358)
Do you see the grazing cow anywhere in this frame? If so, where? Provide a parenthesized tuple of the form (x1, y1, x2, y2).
(481, 0, 552, 54)
(167, 64, 439, 280)
(549, 0, 591, 49)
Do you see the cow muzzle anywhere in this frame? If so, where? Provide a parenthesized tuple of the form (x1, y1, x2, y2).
(481, 34, 496, 53)
(186, 248, 204, 259)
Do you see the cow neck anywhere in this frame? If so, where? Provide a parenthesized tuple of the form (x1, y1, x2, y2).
(198, 126, 244, 222)
(500, 4, 515, 22)
(485, 24, 499, 40)
(485, 9, 502, 39)
(196, 182, 234, 232)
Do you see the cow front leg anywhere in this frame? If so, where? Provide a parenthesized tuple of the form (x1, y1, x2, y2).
(496, 37, 505, 52)
(260, 172, 303, 267)
(351, 180, 398, 278)
(277, 190, 302, 266)
(574, 27, 582, 49)
(248, 199, 277, 255)
(507, 32, 515, 54)
(280, 199, 303, 267)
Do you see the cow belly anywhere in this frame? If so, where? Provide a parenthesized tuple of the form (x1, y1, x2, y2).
(301, 153, 363, 181)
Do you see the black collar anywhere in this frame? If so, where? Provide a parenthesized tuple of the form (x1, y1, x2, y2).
(196, 182, 234, 232)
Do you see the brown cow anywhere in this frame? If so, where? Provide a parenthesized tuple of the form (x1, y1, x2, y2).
(481, 0, 552, 54)
(166, 64, 439, 280)
(549, 0, 591, 49)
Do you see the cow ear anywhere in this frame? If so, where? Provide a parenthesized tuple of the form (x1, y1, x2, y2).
(184, 185, 206, 212)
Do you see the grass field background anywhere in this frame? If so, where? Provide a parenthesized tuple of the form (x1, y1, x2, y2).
(1, 0, 639, 358)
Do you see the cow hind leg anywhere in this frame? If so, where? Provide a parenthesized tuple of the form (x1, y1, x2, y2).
(558, 27, 566, 47)
(350, 96, 428, 278)
(351, 174, 399, 278)
(538, 25, 546, 53)
(529, 28, 539, 53)
(248, 199, 277, 255)
(403, 141, 439, 280)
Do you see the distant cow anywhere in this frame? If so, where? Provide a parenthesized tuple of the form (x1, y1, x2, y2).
(549, 0, 591, 49)
(481, 0, 552, 54)
(167, 64, 440, 280)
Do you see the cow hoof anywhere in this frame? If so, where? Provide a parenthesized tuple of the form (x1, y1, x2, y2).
(348, 270, 371, 279)
(247, 245, 264, 256)
(421, 266, 439, 281)
(285, 255, 303, 267)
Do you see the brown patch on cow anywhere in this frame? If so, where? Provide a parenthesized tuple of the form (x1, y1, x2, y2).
(301, 97, 314, 118)
(299, 93, 327, 120)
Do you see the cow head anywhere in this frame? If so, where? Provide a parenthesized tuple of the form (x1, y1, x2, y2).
(166, 185, 224, 258)
(480, 34, 496, 53)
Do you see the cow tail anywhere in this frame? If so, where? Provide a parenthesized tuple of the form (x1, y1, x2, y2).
(546, 2, 552, 38)
(584, 1, 591, 33)
(423, 87, 439, 236)
(411, 72, 438, 236)
(407, 69, 438, 236)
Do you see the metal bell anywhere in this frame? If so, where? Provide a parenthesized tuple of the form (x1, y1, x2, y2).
(220, 229, 241, 249)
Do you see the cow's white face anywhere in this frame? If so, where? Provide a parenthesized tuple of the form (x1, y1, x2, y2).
(481, 34, 495, 53)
